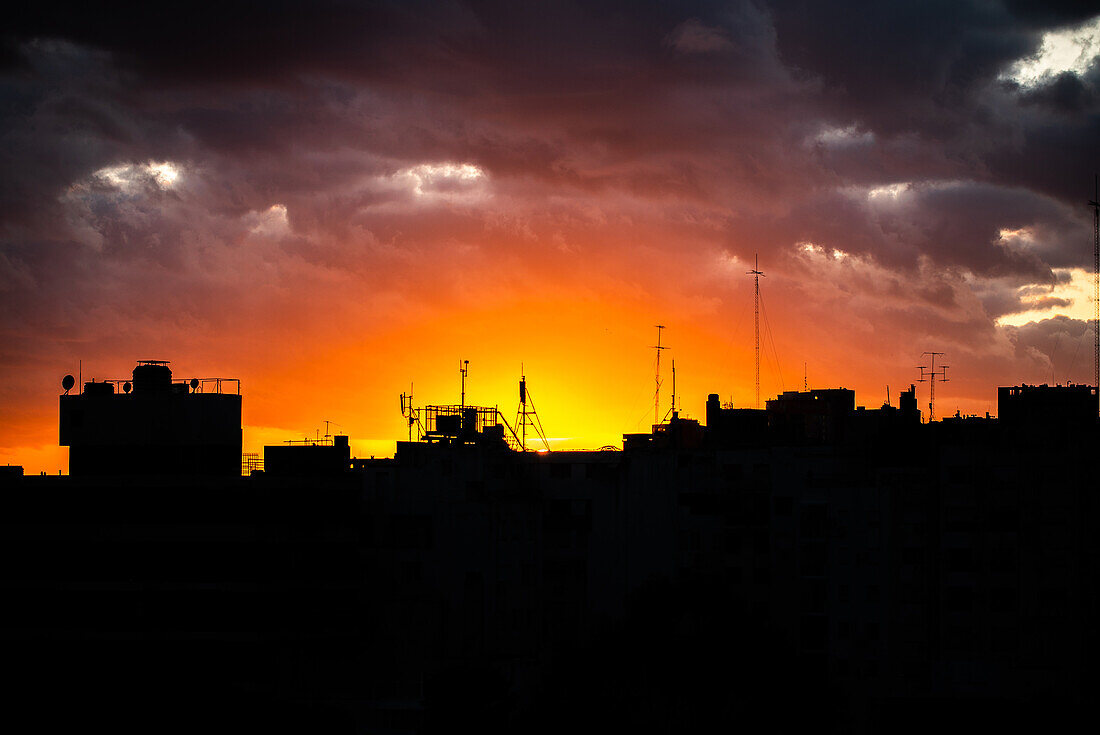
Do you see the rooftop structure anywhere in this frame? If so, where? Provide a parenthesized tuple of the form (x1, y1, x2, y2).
(59, 360, 241, 477)
(997, 383, 1098, 427)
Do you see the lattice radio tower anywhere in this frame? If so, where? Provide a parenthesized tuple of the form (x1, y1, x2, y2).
(1090, 175, 1099, 416)
(917, 351, 948, 423)
(652, 325, 669, 426)
(746, 255, 766, 408)
(516, 368, 550, 452)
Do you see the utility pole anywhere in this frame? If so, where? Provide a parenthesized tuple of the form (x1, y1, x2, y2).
(652, 325, 668, 426)
(1090, 175, 1099, 416)
(459, 359, 469, 409)
(917, 352, 949, 423)
(746, 255, 766, 408)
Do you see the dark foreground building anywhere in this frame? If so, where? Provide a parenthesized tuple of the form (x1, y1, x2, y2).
(59, 360, 241, 477)
(1, 368, 1097, 733)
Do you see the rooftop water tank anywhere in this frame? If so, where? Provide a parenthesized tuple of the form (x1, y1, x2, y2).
(132, 361, 172, 394)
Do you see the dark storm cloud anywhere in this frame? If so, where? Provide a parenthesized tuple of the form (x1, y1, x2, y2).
(3, 2, 1095, 249)
(1019, 70, 1097, 113)
(1004, 315, 1097, 381)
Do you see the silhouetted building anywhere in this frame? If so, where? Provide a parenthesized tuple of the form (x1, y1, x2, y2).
(7, 365, 1096, 732)
(264, 435, 352, 476)
(0, 465, 24, 486)
(998, 383, 1097, 427)
(59, 360, 241, 477)
(766, 388, 855, 444)
(703, 393, 768, 446)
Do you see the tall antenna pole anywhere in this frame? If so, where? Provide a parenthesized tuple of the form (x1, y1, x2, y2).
(401, 383, 416, 441)
(746, 255, 766, 408)
(804, 362, 808, 392)
(1089, 175, 1099, 416)
(460, 359, 469, 409)
(671, 359, 677, 419)
(653, 325, 668, 426)
(520, 367, 527, 452)
(917, 351, 949, 423)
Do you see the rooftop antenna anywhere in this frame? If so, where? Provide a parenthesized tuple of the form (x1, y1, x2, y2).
(671, 359, 677, 419)
(746, 254, 766, 408)
(652, 325, 669, 425)
(663, 359, 679, 422)
(400, 383, 420, 441)
(459, 359, 469, 410)
(516, 366, 550, 452)
(1090, 174, 1099, 416)
(323, 419, 340, 440)
(917, 351, 949, 423)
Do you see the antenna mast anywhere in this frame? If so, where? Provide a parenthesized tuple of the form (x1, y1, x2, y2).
(746, 255, 766, 408)
(652, 325, 669, 425)
(1089, 175, 1099, 416)
(515, 368, 551, 452)
(662, 359, 680, 423)
(664, 360, 673, 418)
(917, 351, 949, 423)
(459, 359, 469, 409)
(400, 383, 422, 441)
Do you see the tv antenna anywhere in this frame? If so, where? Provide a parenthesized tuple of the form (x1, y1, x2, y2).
(917, 351, 949, 423)
(652, 325, 669, 426)
(1089, 174, 1098, 416)
(322, 419, 340, 440)
(746, 254, 766, 408)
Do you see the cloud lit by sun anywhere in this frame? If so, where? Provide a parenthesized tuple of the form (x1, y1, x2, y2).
(1003, 15, 1100, 87)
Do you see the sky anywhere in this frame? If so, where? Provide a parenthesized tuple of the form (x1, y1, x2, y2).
(2, 1, 1099, 472)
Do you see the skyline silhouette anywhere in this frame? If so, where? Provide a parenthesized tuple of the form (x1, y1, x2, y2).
(1, 355, 1096, 733)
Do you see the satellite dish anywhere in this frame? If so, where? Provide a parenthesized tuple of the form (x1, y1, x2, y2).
(123, 382, 132, 394)
(62, 375, 75, 393)
(189, 378, 199, 391)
